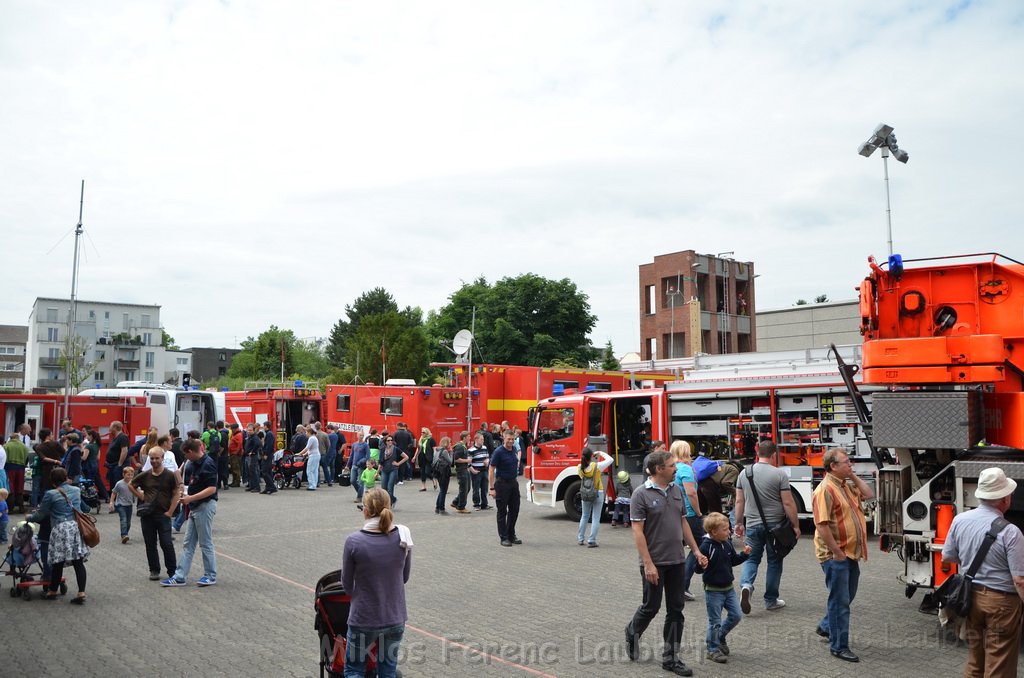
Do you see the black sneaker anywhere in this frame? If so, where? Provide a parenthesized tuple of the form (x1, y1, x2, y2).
(624, 625, 638, 661)
(662, 660, 694, 676)
(148, 572, 161, 581)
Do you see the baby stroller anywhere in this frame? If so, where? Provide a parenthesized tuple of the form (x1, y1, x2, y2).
(314, 570, 399, 678)
(2, 521, 66, 601)
(78, 477, 101, 514)
(274, 454, 307, 490)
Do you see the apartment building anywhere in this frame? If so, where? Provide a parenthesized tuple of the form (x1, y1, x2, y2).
(25, 298, 191, 391)
(0, 325, 28, 390)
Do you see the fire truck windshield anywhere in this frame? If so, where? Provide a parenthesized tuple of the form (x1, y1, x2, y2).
(534, 407, 575, 442)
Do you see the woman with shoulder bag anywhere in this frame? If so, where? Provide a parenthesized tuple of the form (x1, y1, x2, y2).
(577, 447, 613, 548)
(29, 467, 89, 604)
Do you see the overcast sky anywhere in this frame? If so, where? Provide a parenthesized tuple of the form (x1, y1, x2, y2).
(3, 1, 1022, 358)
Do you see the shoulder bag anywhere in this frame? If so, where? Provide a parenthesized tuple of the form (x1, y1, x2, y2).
(935, 516, 1009, 618)
(56, 487, 101, 548)
(744, 466, 797, 558)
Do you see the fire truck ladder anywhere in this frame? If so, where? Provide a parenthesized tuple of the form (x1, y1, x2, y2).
(829, 343, 888, 469)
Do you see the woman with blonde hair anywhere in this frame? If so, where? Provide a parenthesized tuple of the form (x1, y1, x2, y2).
(342, 487, 412, 678)
(414, 427, 437, 492)
(671, 439, 703, 600)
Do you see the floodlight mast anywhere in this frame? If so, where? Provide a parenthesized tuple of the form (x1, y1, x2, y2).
(859, 123, 909, 257)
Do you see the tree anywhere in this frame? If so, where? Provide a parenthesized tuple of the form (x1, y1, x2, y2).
(228, 326, 297, 380)
(426, 274, 598, 367)
(61, 334, 100, 392)
(326, 288, 427, 368)
(599, 340, 621, 371)
(795, 299, 808, 306)
(345, 311, 430, 383)
(160, 330, 180, 351)
(814, 294, 829, 304)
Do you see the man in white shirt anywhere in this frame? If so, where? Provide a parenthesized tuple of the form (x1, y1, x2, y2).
(140, 435, 179, 474)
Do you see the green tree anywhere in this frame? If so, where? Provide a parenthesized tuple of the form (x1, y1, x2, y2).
(426, 274, 598, 367)
(160, 330, 180, 350)
(346, 311, 430, 383)
(814, 294, 829, 304)
(327, 288, 402, 367)
(292, 338, 331, 379)
(795, 299, 808, 306)
(599, 340, 621, 371)
(228, 326, 297, 380)
(61, 334, 100, 391)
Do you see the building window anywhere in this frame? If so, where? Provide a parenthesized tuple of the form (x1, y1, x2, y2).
(124, 370, 135, 380)
(94, 371, 104, 380)
(141, 314, 151, 328)
(144, 371, 154, 382)
(47, 327, 59, 342)
(336, 394, 351, 412)
(104, 311, 110, 319)
(0, 346, 14, 354)
(96, 350, 105, 360)
(218, 366, 226, 376)
(644, 285, 656, 315)
(46, 307, 58, 322)
(380, 396, 403, 416)
(145, 352, 155, 368)
(177, 357, 188, 366)
(49, 370, 60, 380)
(48, 348, 60, 359)
(122, 313, 129, 330)
(219, 353, 226, 361)
(143, 332, 152, 345)
(2, 363, 16, 371)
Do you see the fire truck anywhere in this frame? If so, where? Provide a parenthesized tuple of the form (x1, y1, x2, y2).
(223, 382, 325, 448)
(76, 382, 219, 438)
(325, 364, 672, 444)
(859, 253, 1024, 605)
(526, 346, 881, 522)
(0, 392, 152, 445)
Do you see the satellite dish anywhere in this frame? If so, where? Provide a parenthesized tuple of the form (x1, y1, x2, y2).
(452, 329, 473, 356)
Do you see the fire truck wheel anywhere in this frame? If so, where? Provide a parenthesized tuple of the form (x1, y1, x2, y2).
(564, 480, 583, 522)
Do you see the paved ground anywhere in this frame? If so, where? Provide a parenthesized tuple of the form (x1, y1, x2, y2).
(2, 479, 977, 677)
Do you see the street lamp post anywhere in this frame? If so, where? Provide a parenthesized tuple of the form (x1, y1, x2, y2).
(858, 123, 909, 257)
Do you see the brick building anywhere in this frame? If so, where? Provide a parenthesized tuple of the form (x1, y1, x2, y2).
(639, 250, 756, 360)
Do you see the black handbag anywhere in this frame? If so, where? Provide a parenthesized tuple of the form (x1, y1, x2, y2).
(935, 516, 1009, 618)
(135, 502, 154, 518)
(744, 466, 798, 558)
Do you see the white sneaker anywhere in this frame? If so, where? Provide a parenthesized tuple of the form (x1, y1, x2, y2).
(683, 590, 696, 601)
(766, 599, 786, 611)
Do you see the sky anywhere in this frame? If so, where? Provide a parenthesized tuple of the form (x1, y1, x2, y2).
(3, 1, 1023, 358)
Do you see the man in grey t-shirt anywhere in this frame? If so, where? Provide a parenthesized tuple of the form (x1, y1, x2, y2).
(625, 450, 707, 676)
(734, 441, 800, 614)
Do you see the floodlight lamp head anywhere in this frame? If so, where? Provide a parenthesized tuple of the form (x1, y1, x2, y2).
(892, 149, 909, 163)
(873, 123, 894, 139)
(858, 141, 877, 158)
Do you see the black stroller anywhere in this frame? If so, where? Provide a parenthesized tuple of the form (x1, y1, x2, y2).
(314, 570, 400, 678)
(2, 521, 66, 601)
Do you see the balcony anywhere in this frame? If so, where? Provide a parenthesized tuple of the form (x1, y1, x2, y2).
(37, 379, 65, 389)
(39, 356, 63, 368)
(116, 360, 140, 369)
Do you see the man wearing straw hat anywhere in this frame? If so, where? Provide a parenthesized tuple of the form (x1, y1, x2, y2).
(942, 467, 1024, 678)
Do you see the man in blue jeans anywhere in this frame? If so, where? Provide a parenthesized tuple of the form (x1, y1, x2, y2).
(161, 439, 219, 587)
(733, 441, 800, 614)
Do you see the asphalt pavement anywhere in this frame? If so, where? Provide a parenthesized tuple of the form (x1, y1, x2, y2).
(2, 478, 976, 677)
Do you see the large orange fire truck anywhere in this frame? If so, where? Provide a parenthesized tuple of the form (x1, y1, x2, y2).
(325, 364, 672, 443)
(860, 253, 1024, 605)
(526, 346, 881, 522)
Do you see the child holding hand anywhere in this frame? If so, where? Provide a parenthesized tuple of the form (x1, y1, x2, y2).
(695, 511, 751, 664)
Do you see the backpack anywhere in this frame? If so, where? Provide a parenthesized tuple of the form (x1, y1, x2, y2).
(432, 448, 452, 478)
(580, 468, 598, 502)
(692, 455, 722, 482)
(206, 430, 221, 454)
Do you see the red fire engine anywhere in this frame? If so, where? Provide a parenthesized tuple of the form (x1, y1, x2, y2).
(0, 392, 153, 445)
(223, 382, 325, 448)
(526, 346, 880, 521)
(325, 364, 672, 443)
